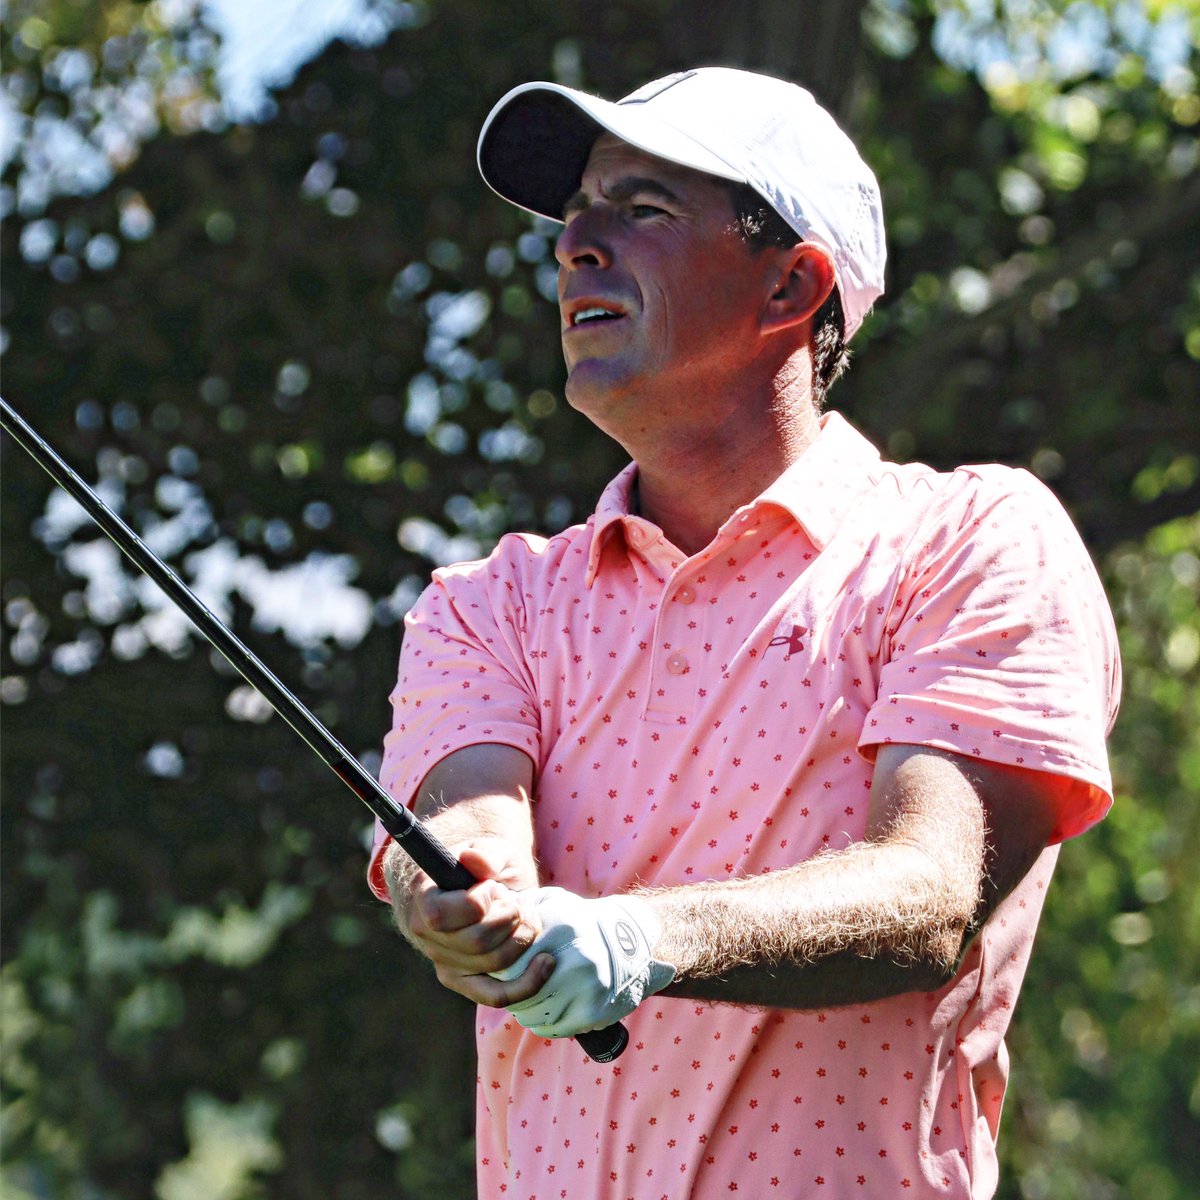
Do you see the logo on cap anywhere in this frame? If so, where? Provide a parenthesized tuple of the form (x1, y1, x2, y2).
(619, 71, 697, 106)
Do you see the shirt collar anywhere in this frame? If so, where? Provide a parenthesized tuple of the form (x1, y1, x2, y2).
(584, 412, 884, 585)
(586, 462, 644, 586)
(756, 411, 884, 548)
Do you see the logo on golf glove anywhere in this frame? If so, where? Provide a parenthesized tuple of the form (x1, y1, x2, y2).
(614, 920, 639, 957)
(493, 888, 676, 1039)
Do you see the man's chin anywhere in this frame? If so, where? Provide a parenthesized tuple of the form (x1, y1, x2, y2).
(563, 363, 641, 419)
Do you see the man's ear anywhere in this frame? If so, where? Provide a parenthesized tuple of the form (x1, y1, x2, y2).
(762, 243, 836, 335)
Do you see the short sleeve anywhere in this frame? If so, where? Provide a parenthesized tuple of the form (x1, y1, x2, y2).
(366, 551, 542, 900)
(860, 467, 1120, 842)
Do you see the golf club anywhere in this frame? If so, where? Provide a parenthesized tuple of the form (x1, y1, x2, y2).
(0, 396, 628, 1064)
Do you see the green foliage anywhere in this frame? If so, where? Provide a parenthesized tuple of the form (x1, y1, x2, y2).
(155, 1094, 282, 1200)
(2, 0, 225, 212)
(1, 2, 1196, 1197)
(999, 514, 1200, 1199)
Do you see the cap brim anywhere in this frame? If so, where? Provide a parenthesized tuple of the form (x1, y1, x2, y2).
(477, 82, 747, 223)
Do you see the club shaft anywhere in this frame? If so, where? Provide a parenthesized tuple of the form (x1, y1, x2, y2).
(0, 400, 444, 860)
(0, 397, 627, 1062)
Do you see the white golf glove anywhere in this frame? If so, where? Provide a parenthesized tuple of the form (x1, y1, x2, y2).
(492, 887, 676, 1038)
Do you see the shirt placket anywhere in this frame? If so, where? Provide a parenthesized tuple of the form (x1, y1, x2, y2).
(643, 566, 704, 725)
(619, 519, 698, 727)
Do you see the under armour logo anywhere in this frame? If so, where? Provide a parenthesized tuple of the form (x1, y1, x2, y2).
(766, 623, 808, 658)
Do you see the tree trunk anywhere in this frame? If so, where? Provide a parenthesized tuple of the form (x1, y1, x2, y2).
(663, 0, 868, 118)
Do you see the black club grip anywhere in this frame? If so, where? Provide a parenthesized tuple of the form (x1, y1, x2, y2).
(392, 819, 630, 1063)
(575, 1024, 630, 1062)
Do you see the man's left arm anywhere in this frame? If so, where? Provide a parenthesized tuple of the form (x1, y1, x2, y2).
(642, 469, 1120, 1012)
(502, 743, 1072, 1036)
(644, 742, 1067, 1010)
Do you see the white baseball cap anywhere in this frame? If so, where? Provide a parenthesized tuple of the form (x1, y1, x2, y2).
(477, 67, 886, 339)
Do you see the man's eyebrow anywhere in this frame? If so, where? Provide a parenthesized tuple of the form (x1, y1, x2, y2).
(562, 176, 683, 218)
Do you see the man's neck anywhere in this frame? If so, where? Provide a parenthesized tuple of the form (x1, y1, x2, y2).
(633, 399, 822, 557)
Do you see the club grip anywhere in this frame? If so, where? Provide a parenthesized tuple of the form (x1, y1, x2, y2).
(575, 1024, 629, 1062)
(393, 819, 629, 1063)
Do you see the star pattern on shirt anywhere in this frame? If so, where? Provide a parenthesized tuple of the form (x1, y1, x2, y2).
(373, 414, 1118, 1198)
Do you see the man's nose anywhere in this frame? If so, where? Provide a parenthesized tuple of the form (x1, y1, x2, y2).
(554, 208, 612, 271)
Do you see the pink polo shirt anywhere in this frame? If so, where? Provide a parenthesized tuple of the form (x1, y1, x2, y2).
(370, 412, 1119, 1199)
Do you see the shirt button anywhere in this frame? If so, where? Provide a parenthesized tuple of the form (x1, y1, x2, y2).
(675, 585, 696, 605)
(666, 652, 689, 675)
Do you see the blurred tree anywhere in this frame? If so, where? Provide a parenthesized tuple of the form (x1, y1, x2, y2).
(1002, 513, 1200, 1200)
(1, 1, 1196, 1197)
(2, 0, 225, 213)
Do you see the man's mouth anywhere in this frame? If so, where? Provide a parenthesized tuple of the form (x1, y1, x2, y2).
(568, 304, 626, 328)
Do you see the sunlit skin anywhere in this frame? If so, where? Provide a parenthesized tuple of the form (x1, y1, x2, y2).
(555, 135, 835, 555)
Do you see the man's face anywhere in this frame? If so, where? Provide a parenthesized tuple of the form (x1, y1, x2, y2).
(555, 135, 780, 435)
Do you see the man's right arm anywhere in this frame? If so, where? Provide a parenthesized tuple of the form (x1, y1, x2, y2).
(382, 743, 554, 1007)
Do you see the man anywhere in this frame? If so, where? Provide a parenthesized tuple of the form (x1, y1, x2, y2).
(368, 68, 1120, 1198)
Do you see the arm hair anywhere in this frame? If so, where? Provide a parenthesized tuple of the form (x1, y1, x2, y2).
(639, 744, 1058, 1010)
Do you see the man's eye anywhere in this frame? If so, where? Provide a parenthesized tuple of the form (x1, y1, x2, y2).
(631, 204, 666, 217)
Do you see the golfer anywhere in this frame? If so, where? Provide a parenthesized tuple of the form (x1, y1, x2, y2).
(369, 67, 1120, 1198)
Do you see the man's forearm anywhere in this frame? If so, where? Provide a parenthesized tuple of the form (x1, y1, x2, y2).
(384, 791, 540, 931)
(639, 835, 982, 1011)
(382, 743, 541, 939)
